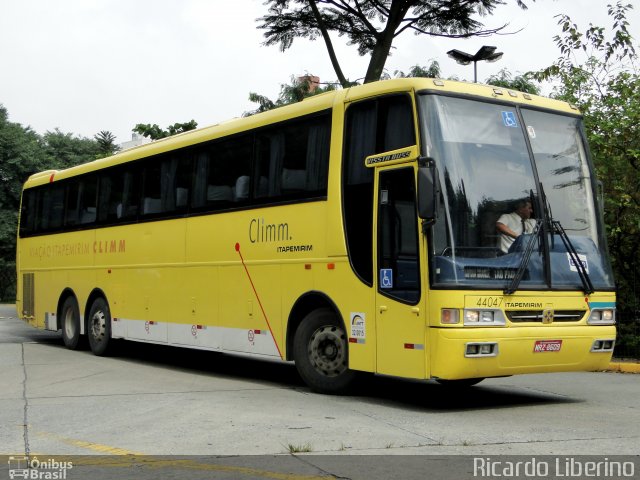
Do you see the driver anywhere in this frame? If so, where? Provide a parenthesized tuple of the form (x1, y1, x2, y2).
(496, 199, 536, 253)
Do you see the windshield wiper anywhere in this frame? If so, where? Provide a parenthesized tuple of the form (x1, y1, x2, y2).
(504, 219, 542, 295)
(539, 183, 595, 295)
(551, 220, 595, 295)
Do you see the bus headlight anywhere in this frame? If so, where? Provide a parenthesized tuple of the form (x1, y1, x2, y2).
(464, 309, 505, 326)
(588, 309, 616, 325)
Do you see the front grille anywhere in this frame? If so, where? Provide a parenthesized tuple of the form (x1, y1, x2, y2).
(506, 310, 586, 323)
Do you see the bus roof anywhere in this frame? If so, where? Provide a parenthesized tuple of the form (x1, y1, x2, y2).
(24, 78, 579, 189)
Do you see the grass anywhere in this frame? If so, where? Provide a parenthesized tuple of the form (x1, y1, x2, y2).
(286, 443, 313, 453)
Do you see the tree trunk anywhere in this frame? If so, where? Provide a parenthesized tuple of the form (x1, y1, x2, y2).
(363, 0, 411, 83)
(308, 0, 350, 88)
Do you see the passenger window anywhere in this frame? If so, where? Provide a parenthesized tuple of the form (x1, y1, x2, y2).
(37, 184, 65, 232)
(98, 167, 140, 222)
(255, 113, 331, 201)
(141, 160, 162, 215)
(19, 189, 37, 236)
(205, 135, 252, 206)
(77, 176, 98, 225)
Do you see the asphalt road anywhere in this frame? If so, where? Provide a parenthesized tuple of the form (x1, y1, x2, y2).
(1, 303, 638, 479)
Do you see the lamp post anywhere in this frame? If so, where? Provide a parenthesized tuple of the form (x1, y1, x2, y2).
(447, 46, 503, 83)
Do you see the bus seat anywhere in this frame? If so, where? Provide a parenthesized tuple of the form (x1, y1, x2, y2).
(143, 197, 162, 214)
(116, 204, 123, 218)
(234, 176, 249, 201)
(207, 185, 233, 202)
(176, 187, 189, 207)
(282, 168, 306, 191)
(80, 207, 96, 224)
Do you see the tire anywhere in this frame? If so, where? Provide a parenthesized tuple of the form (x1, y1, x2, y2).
(293, 309, 356, 394)
(87, 297, 112, 356)
(435, 378, 484, 388)
(60, 296, 81, 350)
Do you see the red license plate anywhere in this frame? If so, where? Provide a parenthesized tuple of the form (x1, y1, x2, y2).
(533, 340, 562, 352)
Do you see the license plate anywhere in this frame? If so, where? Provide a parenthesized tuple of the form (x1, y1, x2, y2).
(533, 340, 562, 352)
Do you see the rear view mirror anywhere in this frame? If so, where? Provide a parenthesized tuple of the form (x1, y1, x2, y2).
(418, 157, 438, 225)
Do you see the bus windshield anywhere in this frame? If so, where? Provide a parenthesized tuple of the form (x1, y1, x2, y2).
(418, 93, 615, 291)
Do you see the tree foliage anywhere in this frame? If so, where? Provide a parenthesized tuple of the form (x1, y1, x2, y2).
(0, 105, 106, 299)
(132, 120, 198, 140)
(534, 2, 639, 321)
(94, 130, 120, 157)
(258, 0, 530, 86)
(394, 60, 442, 78)
(485, 68, 540, 94)
(244, 75, 337, 116)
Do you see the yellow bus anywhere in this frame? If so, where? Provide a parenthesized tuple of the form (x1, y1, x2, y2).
(16, 78, 616, 393)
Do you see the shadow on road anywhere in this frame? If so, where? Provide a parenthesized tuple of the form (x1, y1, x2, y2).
(7, 311, 579, 413)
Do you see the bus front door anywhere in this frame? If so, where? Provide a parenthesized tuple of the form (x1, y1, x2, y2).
(374, 167, 426, 379)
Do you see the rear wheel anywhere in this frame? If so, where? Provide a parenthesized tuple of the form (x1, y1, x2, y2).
(60, 296, 81, 350)
(293, 309, 355, 394)
(87, 297, 112, 356)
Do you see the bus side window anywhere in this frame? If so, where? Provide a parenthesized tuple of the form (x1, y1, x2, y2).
(77, 176, 98, 225)
(141, 160, 162, 215)
(19, 189, 37, 236)
(98, 166, 140, 223)
(207, 135, 252, 206)
(49, 184, 65, 230)
(36, 184, 65, 232)
(255, 113, 330, 201)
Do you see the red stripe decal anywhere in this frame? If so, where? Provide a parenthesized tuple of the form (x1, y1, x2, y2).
(235, 243, 283, 359)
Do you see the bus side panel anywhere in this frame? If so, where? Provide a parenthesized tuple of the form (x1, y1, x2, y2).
(104, 220, 187, 344)
(17, 230, 97, 330)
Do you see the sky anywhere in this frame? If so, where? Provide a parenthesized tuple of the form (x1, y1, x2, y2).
(1, 0, 638, 145)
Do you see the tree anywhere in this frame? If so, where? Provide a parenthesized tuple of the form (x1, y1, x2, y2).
(94, 130, 120, 157)
(258, 0, 530, 87)
(394, 60, 442, 78)
(244, 75, 337, 116)
(42, 129, 101, 169)
(534, 2, 639, 339)
(132, 120, 198, 140)
(0, 108, 43, 299)
(485, 68, 540, 94)
(0, 106, 103, 300)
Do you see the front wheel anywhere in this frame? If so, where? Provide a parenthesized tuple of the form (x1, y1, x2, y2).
(87, 297, 112, 356)
(293, 309, 356, 394)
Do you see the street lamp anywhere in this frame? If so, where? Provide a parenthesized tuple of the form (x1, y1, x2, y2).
(447, 45, 503, 83)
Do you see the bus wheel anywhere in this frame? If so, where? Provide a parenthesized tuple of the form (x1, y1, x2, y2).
(435, 378, 484, 387)
(60, 296, 81, 350)
(293, 309, 355, 394)
(87, 297, 112, 356)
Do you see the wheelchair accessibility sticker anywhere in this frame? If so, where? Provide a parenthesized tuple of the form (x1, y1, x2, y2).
(380, 269, 393, 289)
(502, 111, 518, 127)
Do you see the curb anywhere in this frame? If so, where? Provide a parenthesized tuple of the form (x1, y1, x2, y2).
(607, 361, 640, 373)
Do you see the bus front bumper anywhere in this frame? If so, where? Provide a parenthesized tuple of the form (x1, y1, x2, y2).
(429, 325, 616, 380)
